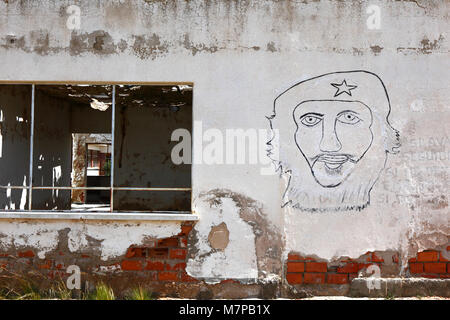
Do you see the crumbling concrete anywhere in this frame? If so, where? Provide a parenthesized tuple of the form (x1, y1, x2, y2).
(350, 278, 450, 298)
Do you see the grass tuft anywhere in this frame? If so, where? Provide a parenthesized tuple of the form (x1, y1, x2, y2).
(127, 286, 153, 300)
(89, 282, 115, 300)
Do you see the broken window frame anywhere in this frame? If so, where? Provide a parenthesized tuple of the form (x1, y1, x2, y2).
(0, 82, 192, 214)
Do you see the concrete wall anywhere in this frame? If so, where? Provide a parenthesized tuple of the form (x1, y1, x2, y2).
(0, 0, 448, 297)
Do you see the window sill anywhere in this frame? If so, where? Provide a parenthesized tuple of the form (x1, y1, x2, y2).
(0, 211, 198, 221)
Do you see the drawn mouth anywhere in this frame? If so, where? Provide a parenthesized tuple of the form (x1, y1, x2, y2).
(314, 155, 352, 170)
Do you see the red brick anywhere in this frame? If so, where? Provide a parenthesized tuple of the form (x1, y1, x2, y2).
(392, 254, 399, 264)
(424, 263, 446, 274)
(305, 262, 327, 273)
(55, 263, 64, 270)
(286, 273, 303, 284)
(337, 262, 359, 273)
(220, 279, 240, 284)
(18, 250, 34, 258)
(145, 261, 165, 271)
(287, 262, 304, 273)
(148, 248, 169, 259)
(157, 238, 179, 248)
(304, 273, 325, 284)
(421, 274, 439, 279)
(180, 272, 198, 282)
(439, 253, 448, 262)
(121, 260, 143, 271)
(125, 247, 146, 258)
(166, 262, 186, 271)
(417, 251, 438, 262)
(448, 263, 450, 273)
(47, 270, 67, 280)
(409, 263, 423, 274)
(359, 263, 372, 271)
(327, 273, 349, 284)
(440, 274, 450, 279)
(158, 271, 178, 281)
(408, 257, 417, 263)
(169, 249, 187, 260)
(179, 225, 193, 236)
(38, 260, 53, 269)
(371, 253, 384, 263)
(81, 254, 90, 258)
(288, 253, 303, 261)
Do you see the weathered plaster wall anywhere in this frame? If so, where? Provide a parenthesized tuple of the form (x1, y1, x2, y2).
(0, 218, 182, 260)
(0, 0, 448, 296)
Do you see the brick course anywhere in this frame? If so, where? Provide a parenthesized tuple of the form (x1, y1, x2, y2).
(0, 222, 197, 285)
(286, 248, 450, 286)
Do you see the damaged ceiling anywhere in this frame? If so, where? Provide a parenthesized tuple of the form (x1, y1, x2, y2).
(36, 84, 193, 110)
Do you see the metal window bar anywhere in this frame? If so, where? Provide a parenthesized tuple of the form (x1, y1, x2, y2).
(0, 186, 191, 191)
(1, 83, 191, 213)
(28, 84, 35, 210)
(110, 85, 115, 213)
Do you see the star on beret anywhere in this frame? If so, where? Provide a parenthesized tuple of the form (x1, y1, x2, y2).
(331, 80, 357, 97)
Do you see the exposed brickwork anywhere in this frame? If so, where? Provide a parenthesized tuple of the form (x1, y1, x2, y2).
(118, 222, 196, 282)
(286, 250, 393, 286)
(286, 248, 450, 286)
(0, 222, 197, 285)
(1, 229, 448, 296)
(408, 249, 450, 279)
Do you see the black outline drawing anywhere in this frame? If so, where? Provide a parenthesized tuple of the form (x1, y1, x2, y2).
(293, 99, 374, 188)
(267, 70, 400, 212)
(331, 80, 358, 97)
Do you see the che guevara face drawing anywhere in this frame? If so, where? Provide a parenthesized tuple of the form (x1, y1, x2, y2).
(267, 70, 400, 212)
(293, 100, 373, 188)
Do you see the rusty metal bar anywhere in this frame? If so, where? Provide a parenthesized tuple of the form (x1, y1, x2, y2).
(28, 84, 35, 211)
(110, 85, 115, 213)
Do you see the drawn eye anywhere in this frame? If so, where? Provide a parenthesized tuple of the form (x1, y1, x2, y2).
(337, 112, 361, 125)
(300, 114, 322, 127)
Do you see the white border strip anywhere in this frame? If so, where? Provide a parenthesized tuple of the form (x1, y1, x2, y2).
(0, 211, 198, 221)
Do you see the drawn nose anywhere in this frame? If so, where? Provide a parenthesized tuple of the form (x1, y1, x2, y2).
(319, 121, 342, 152)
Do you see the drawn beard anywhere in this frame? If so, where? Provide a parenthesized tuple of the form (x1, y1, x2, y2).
(309, 154, 358, 188)
(284, 142, 387, 212)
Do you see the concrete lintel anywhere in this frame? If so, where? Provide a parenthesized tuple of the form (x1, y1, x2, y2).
(350, 278, 450, 298)
(0, 211, 198, 221)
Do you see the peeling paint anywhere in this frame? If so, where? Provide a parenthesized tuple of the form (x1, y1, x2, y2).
(186, 193, 258, 283)
(0, 220, 181, 261)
